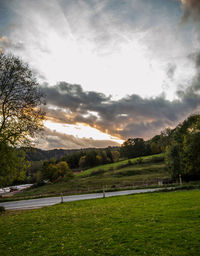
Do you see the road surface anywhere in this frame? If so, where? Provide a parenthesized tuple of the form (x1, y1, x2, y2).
(0, 187, 167, 210)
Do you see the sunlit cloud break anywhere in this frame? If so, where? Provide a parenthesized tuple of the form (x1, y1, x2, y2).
(40, 77, 200, 148)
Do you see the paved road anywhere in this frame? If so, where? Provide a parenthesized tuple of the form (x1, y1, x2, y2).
(0, 188, 167, 210)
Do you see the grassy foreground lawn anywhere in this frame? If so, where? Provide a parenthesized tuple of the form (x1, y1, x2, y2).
(1, 190, 200, 256)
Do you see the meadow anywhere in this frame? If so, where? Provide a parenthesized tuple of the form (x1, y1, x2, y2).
(0, 189, 200, 255)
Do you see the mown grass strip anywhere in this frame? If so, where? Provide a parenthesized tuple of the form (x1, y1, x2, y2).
(0, 189, 200, 256)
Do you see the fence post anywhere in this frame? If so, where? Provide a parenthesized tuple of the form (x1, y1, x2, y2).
(103, 186, 105, 198)
(60, 192, 63, 203)
(179, 174, 182, 185)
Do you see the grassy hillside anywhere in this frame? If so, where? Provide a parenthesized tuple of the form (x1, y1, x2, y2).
(6, 154, 169, 200)
(1, 190, 200, 255)
(76, 153, 164, 177)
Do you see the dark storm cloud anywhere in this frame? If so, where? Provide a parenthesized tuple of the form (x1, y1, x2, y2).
(181, 0, 200, 22)
(42, 81, 200, 140)
(180, 0, 200, 93)
(42, 82, 110, 113)
(119, 120, 166, 138)
(37, 127, 120, 150)
(166, 63, 177, 80)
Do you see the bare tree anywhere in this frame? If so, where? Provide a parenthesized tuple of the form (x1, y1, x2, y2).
(0, 53, 45, 146)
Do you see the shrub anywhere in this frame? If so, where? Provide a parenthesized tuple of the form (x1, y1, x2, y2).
(151, 156, 164, 163)
(128, 160, 132, 165)
(0, 206, 5, 214)
(90, 169, 105, 176)
(135, 158, 143, 165)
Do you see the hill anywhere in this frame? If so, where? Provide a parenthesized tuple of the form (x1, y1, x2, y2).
(24, 146, 120, 161)
(6, 154, 170, 200)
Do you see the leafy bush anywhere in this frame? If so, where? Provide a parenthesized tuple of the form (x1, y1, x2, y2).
(90, 169, 105, 176)
(42, 161, 74, 182)
(0, 206, 5, 214)
(135, 158, 143, 165)
(150, 156, 164, 163)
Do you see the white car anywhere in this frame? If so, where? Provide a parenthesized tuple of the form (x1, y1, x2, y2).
(3, 188, 10, 193)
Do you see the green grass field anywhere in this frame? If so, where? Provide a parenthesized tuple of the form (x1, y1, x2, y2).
(4, 154, 170, 201)
(1, 189, 200, 255)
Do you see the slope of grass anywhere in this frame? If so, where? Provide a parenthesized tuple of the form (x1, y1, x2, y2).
(1, 189, 200, 255)
(76, 153, 164, 178)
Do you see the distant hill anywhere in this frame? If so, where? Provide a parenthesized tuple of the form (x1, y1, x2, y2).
(23, 147, 120, 162)
(23, 148, 83, 161)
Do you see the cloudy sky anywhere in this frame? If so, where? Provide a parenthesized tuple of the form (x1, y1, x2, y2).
(0, 0, 200, 149)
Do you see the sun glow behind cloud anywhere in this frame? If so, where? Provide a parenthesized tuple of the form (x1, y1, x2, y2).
(44, 120, 124, 145)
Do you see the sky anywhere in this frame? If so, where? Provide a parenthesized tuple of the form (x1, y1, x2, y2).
(0, 0, 200, 149)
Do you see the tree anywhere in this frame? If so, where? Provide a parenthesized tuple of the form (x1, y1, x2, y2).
(42, 163, 58, 182)
(0, 53, 45, 186)
(42, 161, 73, 182)
(0, 53, 45, 146)
(165, 143, 181, 179)
(63, 151, 84, 169)
(55, 161, 73, 180)
(165, 114, 200, 181)
(181, 132, 200, 180)
(79, 155, 87, 169)
(111, 150, 120, 162)
(160, 128, 173, 151)
(120, 138, 146, 159)
(149, 135, 162, 154)
(0, 144, 30, 186)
